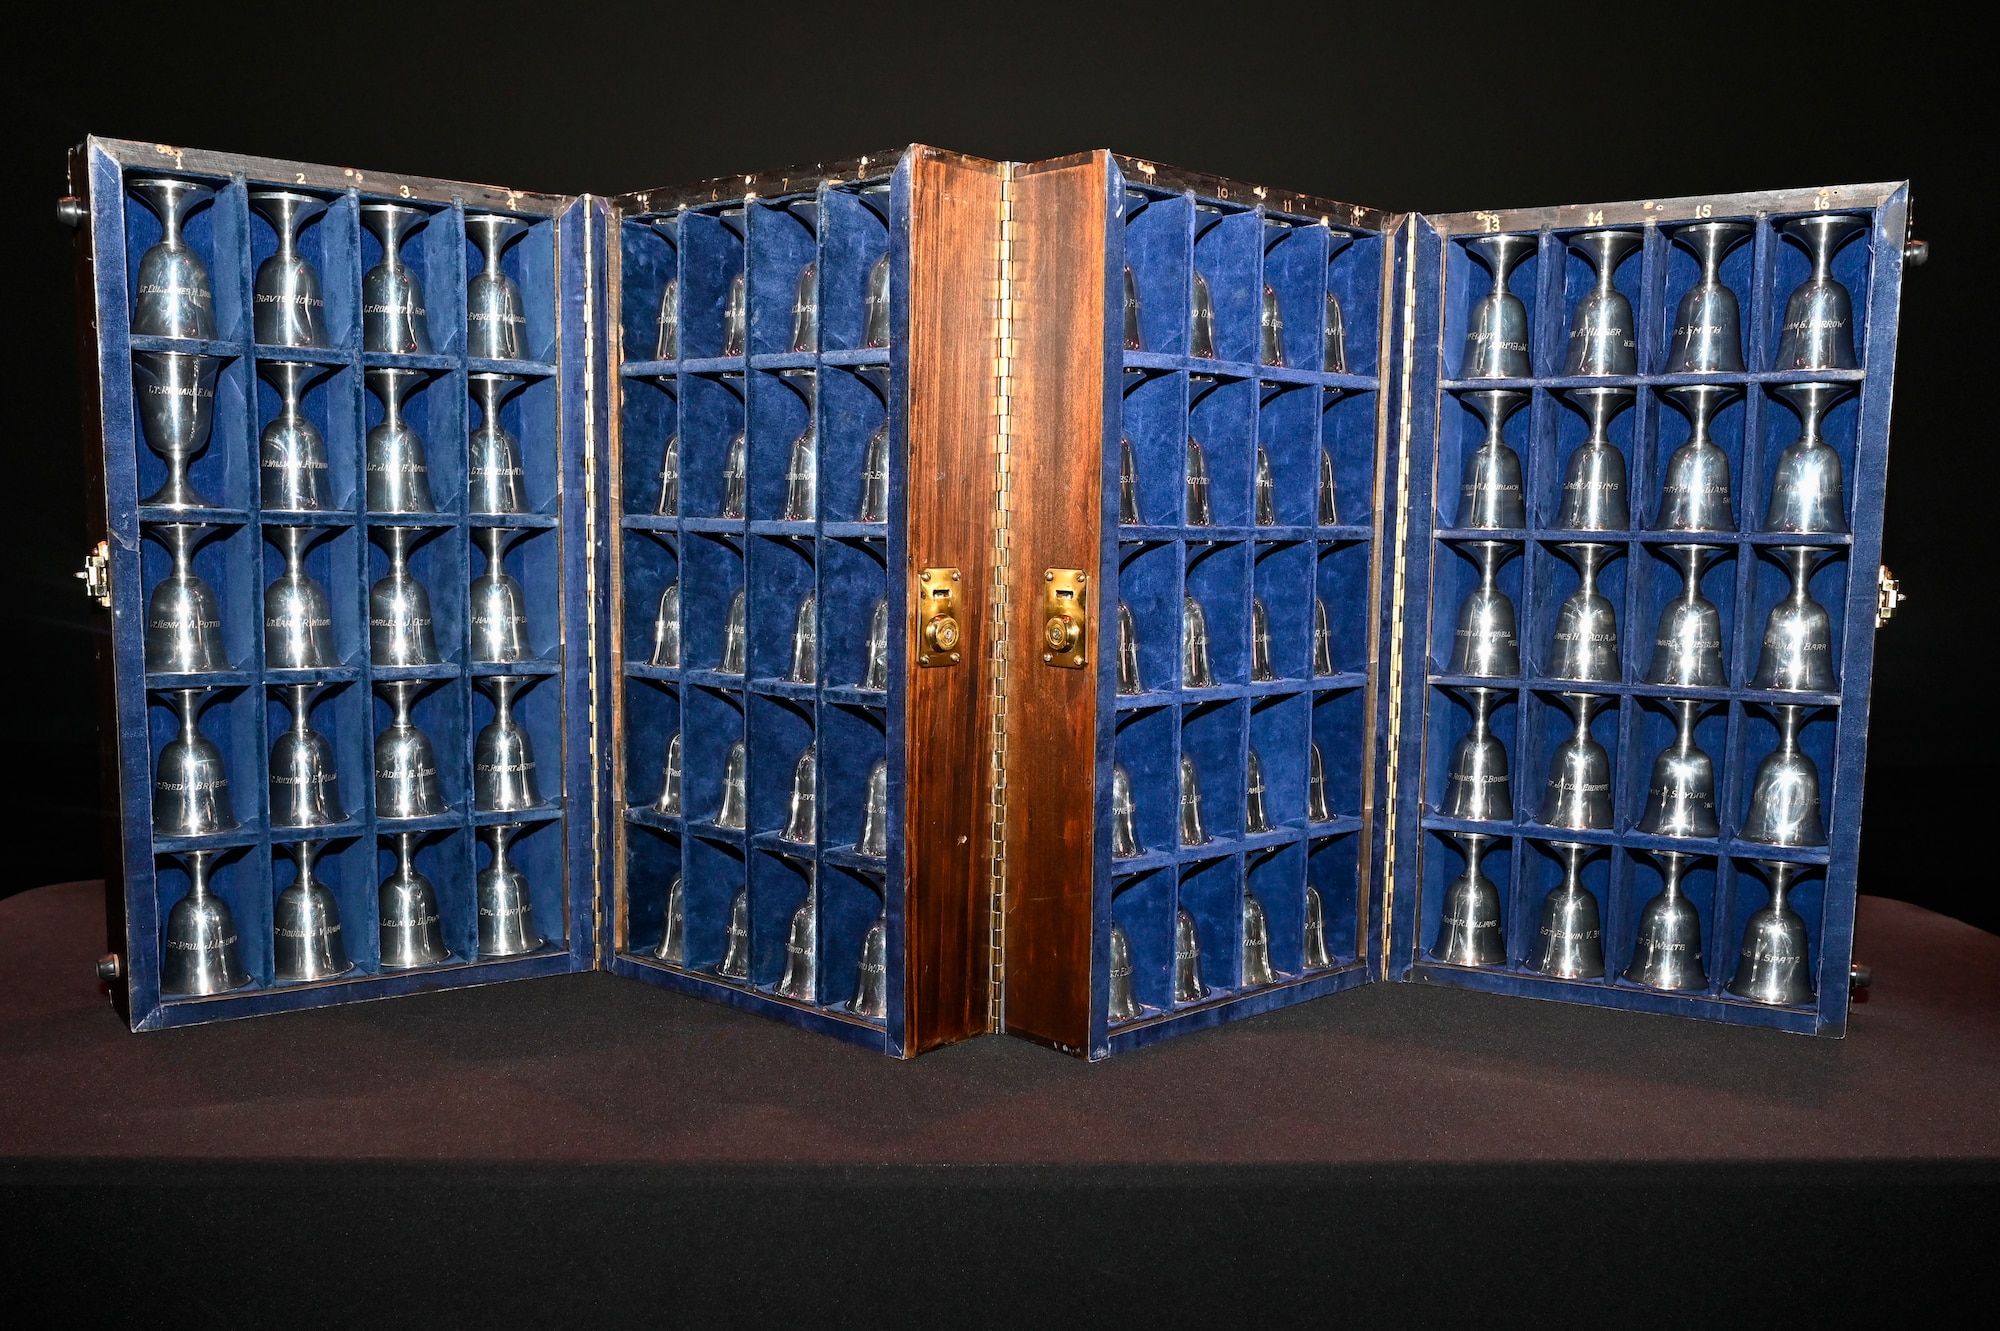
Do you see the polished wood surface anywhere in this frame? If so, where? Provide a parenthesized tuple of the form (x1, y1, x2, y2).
(903, 149, 1006, 1053)
(996, 153, 1110, 1054)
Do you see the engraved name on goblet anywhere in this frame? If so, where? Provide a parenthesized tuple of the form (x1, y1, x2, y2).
(249, 189, 329, 349)
(1443, 687, 1512, 822)
(1447, 541, 1520, 678)
(1752, 547, 1837, 693)
(470, 527, 529, 663)
(1539, 692, 1612, 832)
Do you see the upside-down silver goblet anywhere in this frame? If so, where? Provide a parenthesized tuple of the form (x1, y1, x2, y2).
(862, 601, 890, 691)
(1303, 885, 1334, 972)
(1776, 214, 1868, 371)
(1111, 764, 1143, 858)
(1242, 888, 1278, 986)
(474, 674, 542, 812)
(1319, 446, 1339, 526)
(259, 360, 332, 510)
(1435, 832, 1505, 965)
(369, 526, 439, 667)
(1119, 437, 1142, 526)
(159, 849, 252, 996)
(656, 875, 684, 964)
(716, 740, 748, 830)
(1529, 841, 1605, 978)
(1539, 692, 1613, 831)
(135, 351, 221, 509)
(129, 177, 217, 339)
(465, 212, 531, 360)
(1648, 544, 1728, 687)
(1765, 383, 1853, 535)
(1255, 447, 1278, 526)
(864, 254, 892, 349)
(361, 202, 432, 354)
(153, 688, 237, 837)
(1564, 229, 1642, 376)
(375, 679, 446, 819)
(1313, 597, 1336, 677)
(1454, 389, 1529, 529)
(1173, 906, 1206, 1003)
(1625, 851, 1707, 990)
(1123, 266, 1142, 352)
(1309, 744, 1333, 823)
(471, 527, 529, 663)
(1741, 705, 1826, 847)
(1178, 753, 1210, 846)
(1443, 687, 1512, 822)
(1728, 859, 1815, 1005)
(1461, 234, 1536, 379)
(1260, 284, 1285, 368)
(850, 900, 889, 1018)
(720, 432, 747, 520)
(1182, 593, 1215, 688)
(1447, 541, 1521, 677)
(1546, 543, 1621, 683)
(1555, 388, 1633, 531)
(655, 277, 679, 359)
(652, 733, 682, 817)
(1250, 599, 1276, 682)
(1656, 385, 1739, 533)
(476, 823, 544, 958)
(1117, 601, 1143, 695)
(1324, 232, 1356, 374)
(790, 260, 819, 354)
(859, 422, 890, 522)
(270, 683, 344, 829)
(469, 374, 527, 515)
(1244, 749, 1273, 834)
(656, 431, 680, 516)
(780, 744, 817, 845)
(145, 524, 229, 673)
(859, 758, 890, 858)
(364, 367, 434, 514)
(721, 271, 747, 358)
(1185, 435, 1213, 527)
(1190, 271, 1217, 360)
(274, 840, 352, 982)
(787, 591, 817, 683)
(650, 581, 680, 668)
(379, 831, 450, 970)
(718, 884, 751, 980)
(1752, 547, 1837, 693)
(264, 525, 338, 669)
(1107, 919, 1142, 1022)
(1665, 221, 1752, 373)
(249, 189, 329, 348)
(774, 867, 818, 1002)
(782, 424, 817, 521)
(1639, 699, 1720, 838)
(719, 588, 747, 675)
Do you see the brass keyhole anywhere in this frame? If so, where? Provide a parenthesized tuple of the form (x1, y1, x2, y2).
(1044, 614, 1077, 652)
(927, 614, 961, 653)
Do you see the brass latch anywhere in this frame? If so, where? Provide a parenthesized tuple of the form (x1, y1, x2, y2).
(916, 567, 962, 667)
(1041, 568, 1088, 669)
(77, 541, 110, 607)
(1876, 565, 1904, 626)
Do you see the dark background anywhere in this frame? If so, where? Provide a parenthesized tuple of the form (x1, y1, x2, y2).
(4, 1, 1984, 930)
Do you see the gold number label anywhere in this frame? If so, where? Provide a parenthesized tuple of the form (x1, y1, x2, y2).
(1475, 212, 1501, 233)
(1695, 203, 1713, 218)
(1585, 209, 1604, 226)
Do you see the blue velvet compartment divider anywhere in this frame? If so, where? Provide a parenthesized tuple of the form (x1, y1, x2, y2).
(71, 138, 597, 1030)
(601, 152, 920, 1056)
(1385, 184, 1912, 1036)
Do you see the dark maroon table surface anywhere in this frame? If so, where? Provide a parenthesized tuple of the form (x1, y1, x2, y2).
(3, 880, 1997, 1165)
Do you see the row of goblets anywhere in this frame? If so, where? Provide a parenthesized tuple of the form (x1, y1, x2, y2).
(157, 821, 549, 1001)
(643, 244, 891, 360)
(1118, 427, 1352, 528)
(638, 412, 889, 521)
(1121, 245, 1360, 373)
(1431, 835, 1822, 1009)
(1459, 214, 1871, 380)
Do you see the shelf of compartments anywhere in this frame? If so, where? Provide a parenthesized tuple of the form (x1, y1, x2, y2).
(1400, 186, 1905, 1033)
(609, 167, 910, 1050)
(86, 139, 590, 1026)
(1097, 166, 1393, 1046)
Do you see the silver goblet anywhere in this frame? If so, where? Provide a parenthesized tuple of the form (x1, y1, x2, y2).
(1454, 389, 1528, 529)
(129, 177, 217, 340)
(656, 875, 685, 964)
(1546, 543, 1620, 684)
(1728, 860, 1815, 1005)
(379, 831, 450, 970)
(652, 733, 682, 816)
(859, 423, 889, 522)
(259, 361, 332, 511)
(774, 870, 818, 1002)
(1528, 841, 1604, 979)
(375, 679, 446, 819)
(1250, 599, 1276, 682)
(364, 367, 435, 514)
(477, 823, 544, 958)
(1185, 435, 1213, 527)
(1447, 541, 1521, 677)
(1555, 388, 1632, 532)
(1775, 214, 1868, 372)
(1740, 705, 1826, 848)
(1308, 744, 1332, 823)
(1539, 692, 1612, 831)
(859, 758, 889, 857)
(719, 588, 747, 675)
(1107, 920, 1142, 1022)
(1324, 235, 1354, 374)
(249, 190, 329, 349)
(369, 527, 439, 667)
(1244, 749, 1273, 834)
(1564, 229, 1642, 376)
(650, 581, 680, 668)
(1655, 385, 1739, 533)
(153, 688, 237, 837)
(1460, 234, 1536, 379)
(1255, 447, 1278, 526)
(145, 524, 229, 673)
(653, 224, 679, 359)
(1303, 885, 1332, 969)
(1319, 446, 1339, 526)
(1178, 754, 1210, 846)
(864, 254, 891, 349)
(716, 741, 748, 829)
(474, 674, 542, 812)
(465, 213, 531, 360)
(360, 203, 432, 354)
(782, 424, 817, 521)
(264, 525, 338, 669)
(470, 527, 529, 664)
(159, 849, 252, 996)
(1119, 437, 1141, 526)
(1182, 594, 1215, 688)
(1190, 271, 1217, 360)
(1648, 544, 1727, 687)
(718, 885, 751, 979)
(862, 601, 890, 690)
(273, 840, 352, 982)
(780, 744, 816, 845)
(720, 432, 747, 519)
(721, 272, 747, 358)
(1443, 687, 1512, 822)
(134, 351, 221, 509)
(1313, 597, 1336, 677)
(656, 432, 680, 517)
(1242, 888, 1278, 986)
(850, 905, 889, 1018)
(1116, 601, 1143, 695)
(1260, 284, 1285, 368)
(1173, 906, 1206, 1003)
(1665, 221, 1752, 373)
(270, 683, 344, 829)
(790, 261, 819, 354)
(786, 591, 817, 683)
(469, 374, 528, 515)
(1752, 547, 1837, 693)
(1765, 383, 1852, 535)
(1638, 699, 1720, 838)
(1111, 765, 1143, 858)
(1434, 832, 1505, 965)
(1625, 851, 1707, 991)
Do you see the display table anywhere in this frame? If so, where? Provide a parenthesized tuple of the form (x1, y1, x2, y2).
(3, 880, 1995, 1319)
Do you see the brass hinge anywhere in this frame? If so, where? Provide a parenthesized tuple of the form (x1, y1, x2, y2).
(77, 541, 110, 607)
(1876, 565, 1903, 626)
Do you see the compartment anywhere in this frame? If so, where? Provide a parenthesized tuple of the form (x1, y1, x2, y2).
(1555, 226, 1643, 375)
(1541, 388, 1637, 532)
(819, 186, 892, 353)
(471, 525, 560, 663)
(620, 214, 678, 359)
(623, 823, 682, 957)
(253, 359, 354, 513)
(1658, 217, 1756, 374)
(1314, 541, 1372, 677)
(246, 184, 353, 349)
(1751, 384, 1859, 536)
(821, 863, 886, 1013)
(821, 705, 889, 855)
(133, 350, 253, 514)
(1113, 706, 1177, 859)
(1717, 857, 1825, 1007)
(1118, 370, 1185, 527)
(469, 373, 559, 517)
(154, 845, 267, 995)
(746, 369, 816, 522)
(1420, 828, 1515, 964)
(264, 680, 367, 831)
(1646, 386, 1746, 534)
(1325, 232, 1381, 377)
(1180, 698, 1246, 845)
(620, 530, 681, 667)
(375, 826, 473, 968)
(1250, 542, 1312, 683)
(1121, 189, 1191, 355)
(373, 674, 468, 817)
(1248, 840, 1307, 976)
(1435, 388, 1529, 531)
(679, 208, 747, 360)
(750, 850, 815, 991)
(1426, 540, 1524, 678)
(1176, 855, 1244, 997)
(1516, 838, 1611, 976)
(821, 538, 889, 690)
(269, 835, 372, 979)
(1766, 211, 1875, 370)
(748, 692, 816, 841)
(141, 520, 259, 675)
(363, 367, 462, 518)
(681, 533, 745, 675)
(1246, 693, 1309, 832)
(620, 375, 680, 516)
(1524, 540, 1627, 683)
(1625, 696, 1728, 839)
(1733, 703, 1838, 848)
(820, 367, 890, 523)
(1255, 384, 1318, 526)
(471, 670, 561, 813)
(1183, 541, 1250, 687)
(683, 686, 747, 831)
(1615, 849, 1716, 990)
(1260, 218, 1326, 371)
(678, 374, 747, 520)
(358, 197, 460, 357)
(1309, 688, 1366, 819)
(368, 523, 463, 667)
(1191, 208, 1260, 364)
(1306, 833, 1361, 964)
(747, 198, 819, 356)
(1633, 541, 1736, 687)
(124, 171, 244, 342)
(1423, 685, 1518, 823)
(1442, 231, 1540, 382)
(622, 679, 681, 811)
(1521, 689, 1621, 834)
(1186, 375, 1255, 528)
(259, 522, 363, 669)
(1320, 388, 1378, 528)
(747, 536, 817, 684)
(1115, 541, 1180, 697)
(1110, 866, 1175, 1016)
(1743, 545, 1847, 694)
(465, 209, 557, 363)
(478, 815, 567, 953)
(680, 835, 747, 975)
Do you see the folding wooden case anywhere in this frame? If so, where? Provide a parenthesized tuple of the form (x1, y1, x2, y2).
(69, 136, 1912, 1055)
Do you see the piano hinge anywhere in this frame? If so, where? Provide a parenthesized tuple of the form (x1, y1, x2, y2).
(580, 198, 604, 965)
(986, 161, 1019, 1033)
(1378, 216, 1422, 978)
